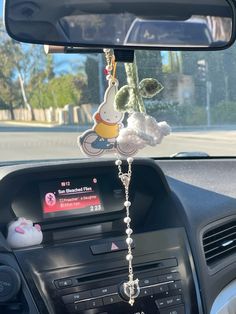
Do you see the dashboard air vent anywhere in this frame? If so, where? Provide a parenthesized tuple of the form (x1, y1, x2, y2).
(203, 221, 236, 266)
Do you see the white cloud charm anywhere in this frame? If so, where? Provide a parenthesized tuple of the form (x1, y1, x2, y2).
(117, 112, 171, 151)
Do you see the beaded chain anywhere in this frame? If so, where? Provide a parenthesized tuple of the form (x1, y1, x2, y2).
(115, 157, 140, 306)
(103, 49, 140, 306)
(103, 48, 116, 81)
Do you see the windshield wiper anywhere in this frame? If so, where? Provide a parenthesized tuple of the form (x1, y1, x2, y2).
(171, 151, 209, 158)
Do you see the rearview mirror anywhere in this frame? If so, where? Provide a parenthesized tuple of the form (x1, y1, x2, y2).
(4, 0, 235, 50)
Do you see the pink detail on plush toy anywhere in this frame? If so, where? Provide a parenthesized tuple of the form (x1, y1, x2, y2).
(15, 226, 25, 234)
(34, 224, 41, 231)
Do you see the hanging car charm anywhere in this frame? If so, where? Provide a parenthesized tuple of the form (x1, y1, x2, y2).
(78, 48, 171, 307)
(78, 51, 138, 157)
(115, 157, 140, 306)
(78, 79, 137, 157)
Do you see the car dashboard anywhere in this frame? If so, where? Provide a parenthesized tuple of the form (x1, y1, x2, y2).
(0, 158, 236, 314)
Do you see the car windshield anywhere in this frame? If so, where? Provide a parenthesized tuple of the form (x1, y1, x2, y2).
(1, 6, 236, 161)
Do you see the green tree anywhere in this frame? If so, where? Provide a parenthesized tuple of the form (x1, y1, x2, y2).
(0, 21, 59, 119)
(16, 45, 56, 118)
(81, 57, 100, 104)
(30, 74, 82, 109)
(0, 39, 60, 116)
(0, 22, 23, 118)
(136, 50, 163, 81)
(163, 52, 182, 73)
(182, 49, 236, 108)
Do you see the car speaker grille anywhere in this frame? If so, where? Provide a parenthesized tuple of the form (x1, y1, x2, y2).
(203, 221, 236, 266)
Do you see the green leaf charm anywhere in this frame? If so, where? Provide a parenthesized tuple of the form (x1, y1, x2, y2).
(139, 78, 164, 98)
(115, 85, 130, 112)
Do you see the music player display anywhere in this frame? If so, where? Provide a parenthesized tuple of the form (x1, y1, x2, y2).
(40, 177, 104, 218)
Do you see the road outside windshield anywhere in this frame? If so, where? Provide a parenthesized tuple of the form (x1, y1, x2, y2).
(1, 9, 236, 161)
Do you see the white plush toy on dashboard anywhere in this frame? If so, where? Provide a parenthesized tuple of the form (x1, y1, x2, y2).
(7, 217, 43, 249)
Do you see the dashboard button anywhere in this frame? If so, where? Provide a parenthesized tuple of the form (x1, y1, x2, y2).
(153, 283, 169, 294)
(165, 297, 175, 306)
(103, 294, 122, 305)
(155, 299, 166, 308)
(139, 277, 156, 287)
(90, 240, 135, 255)
(139, 287, 153, 297)
(57, 279, 72, 288)
(57, 279, 73, 288)
(62, 291, 91, 304)
(108, 240, 135, 252)
(169, 281, 182, 291)
(90, 243, 109, 255)
(85, 298, 103, 309)
(159, 305, 185, 314)
(158, 273, 180, 283)
(91, 285, 117, 297)
(173, 295, 182, 305)
(155, 295, 183, 309)
(66, 302, 86, 313)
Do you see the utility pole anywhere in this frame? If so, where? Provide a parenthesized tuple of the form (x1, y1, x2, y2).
(18, 71, 35, 121)
(197, 59, 211, 127)
(206, 80, 212, 127)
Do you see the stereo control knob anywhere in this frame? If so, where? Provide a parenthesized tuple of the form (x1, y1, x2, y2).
(119, 281, 140, 301)
(0, 266, 21, 303)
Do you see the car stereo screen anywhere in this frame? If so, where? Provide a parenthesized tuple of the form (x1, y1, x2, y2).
(40, 177, 104, 218)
